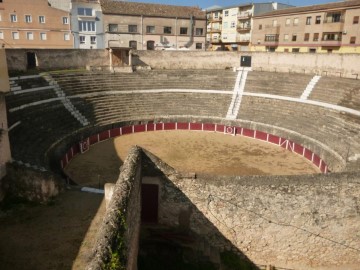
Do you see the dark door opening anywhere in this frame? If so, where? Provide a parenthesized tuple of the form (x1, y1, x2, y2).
(146, 40, 155, 50)
(141, 184, 158, 223)
(240, 56, 252, 67)
(26, 52, 37, 69)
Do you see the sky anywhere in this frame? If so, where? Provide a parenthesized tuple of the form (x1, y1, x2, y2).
(125, 0, 342, 9)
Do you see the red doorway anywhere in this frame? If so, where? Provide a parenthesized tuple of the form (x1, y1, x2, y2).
(141, 184, 158, 223)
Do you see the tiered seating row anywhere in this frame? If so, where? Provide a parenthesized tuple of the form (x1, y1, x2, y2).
(71, 93, 232, 126)
(309, 77, 360, 111)
(51, 70, 237, 96)
(244, 71, 313, 98)
(239, 96, 360, 170)
(8, 101, 82, 167)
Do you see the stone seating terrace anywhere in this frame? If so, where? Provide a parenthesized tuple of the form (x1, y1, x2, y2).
(238, 96, 360, 171)
(50, 69, 236, 96)
(71, 92, 231, 126)
(5, 69, 360, 173)
(8, 101, 82, 168)
(244, 71, 312, 98)
(309, 76, 360, 110)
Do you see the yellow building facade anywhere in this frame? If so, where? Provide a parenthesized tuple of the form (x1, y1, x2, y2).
(252, 0, 360, 53)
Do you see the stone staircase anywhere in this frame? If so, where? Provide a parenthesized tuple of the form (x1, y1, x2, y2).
(300, 75, 321, 100)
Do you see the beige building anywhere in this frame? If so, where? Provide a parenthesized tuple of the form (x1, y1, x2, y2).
(0, 0, 73, 49)
(101, 1, 206, 50)
(252, 0, 360, 53)
(206, 2, 292, 51)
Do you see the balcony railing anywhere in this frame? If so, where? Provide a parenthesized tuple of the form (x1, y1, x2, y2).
(238, 12, 252, 19)
(323, 18, 344, 23)
(237, 25, 251, 31)
(236, 37, 250, 43)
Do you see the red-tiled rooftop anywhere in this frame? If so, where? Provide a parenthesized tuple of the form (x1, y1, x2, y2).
(255, 0, 360, 17)
(100, 0, 206, 19)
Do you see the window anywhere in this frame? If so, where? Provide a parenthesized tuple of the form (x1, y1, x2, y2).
(224, 10, 229, 17)
(78, 8, 92, 16)
(163, 26, 172, 34)
(309, 48, 316, 53)
(259, 24, 262, 30)
(230, 21, 236, 28)
(315, 16, 321, 24)
(306, 17, 311, 25)
(326, 12, 342, 23)
(0, 31, 4, 39)
(313, 33, 319, 41)
(195, 28, 203, 36)
(129, 40, 137, 49)
(214, 12, 219, 19)
(26, 32, 34, 40)
(284, 34, 289, 41)
(90, 36, 96, 44)
(304, 33, 310, 41)
(146, 25, 155, 33)
(39, 15, 45, 23)
(63, 17, 69, 24)
(272, 20, 277, 27)
(64, 33, 70, 41)
(292, 48, 300, 53)
(10, 14, 17, 22)
(285, 18, 291, 26)
(79, 21, 96, 32)
(354, 16, 359, 24)
(25, 15, 32, 23)
(350, 36, 356, 44)
(292, 34, 297, 41)
(322, 32, 342, 41)
(196, 43, 202, 49)
(223, 22, 228, 29)
(293, 18, 299, 25)
(109, 24, 118, 32)
(80, 36, 85, 44)
(180, 27, 188, 35)
(12, 32, 19, 40)
(40, 32, 47, 40)
(265, 34, 279, 42)
(128, 25, 137, 33)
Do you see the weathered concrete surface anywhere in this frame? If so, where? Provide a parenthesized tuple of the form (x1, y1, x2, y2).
(134, 51, 360, 79)
(163, 172, 360, 269)
(3, 163, 63, 203)
(87, 146, 142, 270)
(6, 49, 110, 71)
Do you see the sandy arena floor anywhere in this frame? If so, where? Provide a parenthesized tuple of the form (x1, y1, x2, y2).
(65, 130, 319, 186)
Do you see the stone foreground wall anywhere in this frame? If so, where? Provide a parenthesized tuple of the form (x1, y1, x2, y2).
(88, 147, 142, 270)
(134, 51, 360, 78)
(164, 172, 360, 270)
(3, 163, 63, 203)
(6, 49, 109, 71)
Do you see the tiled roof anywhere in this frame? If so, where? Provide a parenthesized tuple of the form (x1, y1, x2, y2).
(255, 0, 360, 17)
(100, 0, 206, 19)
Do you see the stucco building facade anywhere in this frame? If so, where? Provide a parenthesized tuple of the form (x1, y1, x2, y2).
(206, 2, 292, 51)
(252, 0, 360, 53)
(101, 1, 206, 50)
(0, 0, 72, 49)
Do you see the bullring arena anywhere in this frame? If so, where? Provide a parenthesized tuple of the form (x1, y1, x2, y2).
(0, 49, 360, 270)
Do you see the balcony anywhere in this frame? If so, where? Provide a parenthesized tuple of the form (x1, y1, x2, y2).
(238, 12, 252, 19)
(208, 15, 222, 22)
(236, 37, 250, 43)
(321, 37, 342, 47)
(264, 34, 279, 45)
(209, 28, 222, 33)
(237, 25, 251, 32)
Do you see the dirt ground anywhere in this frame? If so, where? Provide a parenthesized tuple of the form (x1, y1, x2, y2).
(0, 131, 319, 269)
(65, 130, 319, 186)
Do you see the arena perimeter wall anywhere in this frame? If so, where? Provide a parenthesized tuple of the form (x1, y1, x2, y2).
(5, 49, 360, 79)
(86, 145, 360, 270)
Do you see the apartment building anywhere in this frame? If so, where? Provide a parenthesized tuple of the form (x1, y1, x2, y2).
(101, 1, 206, 50)
(252, 0, 360, 53)
(206, 2, 292, 51)
(0, 0, 72, 49)
(71, 0, 105, 49)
